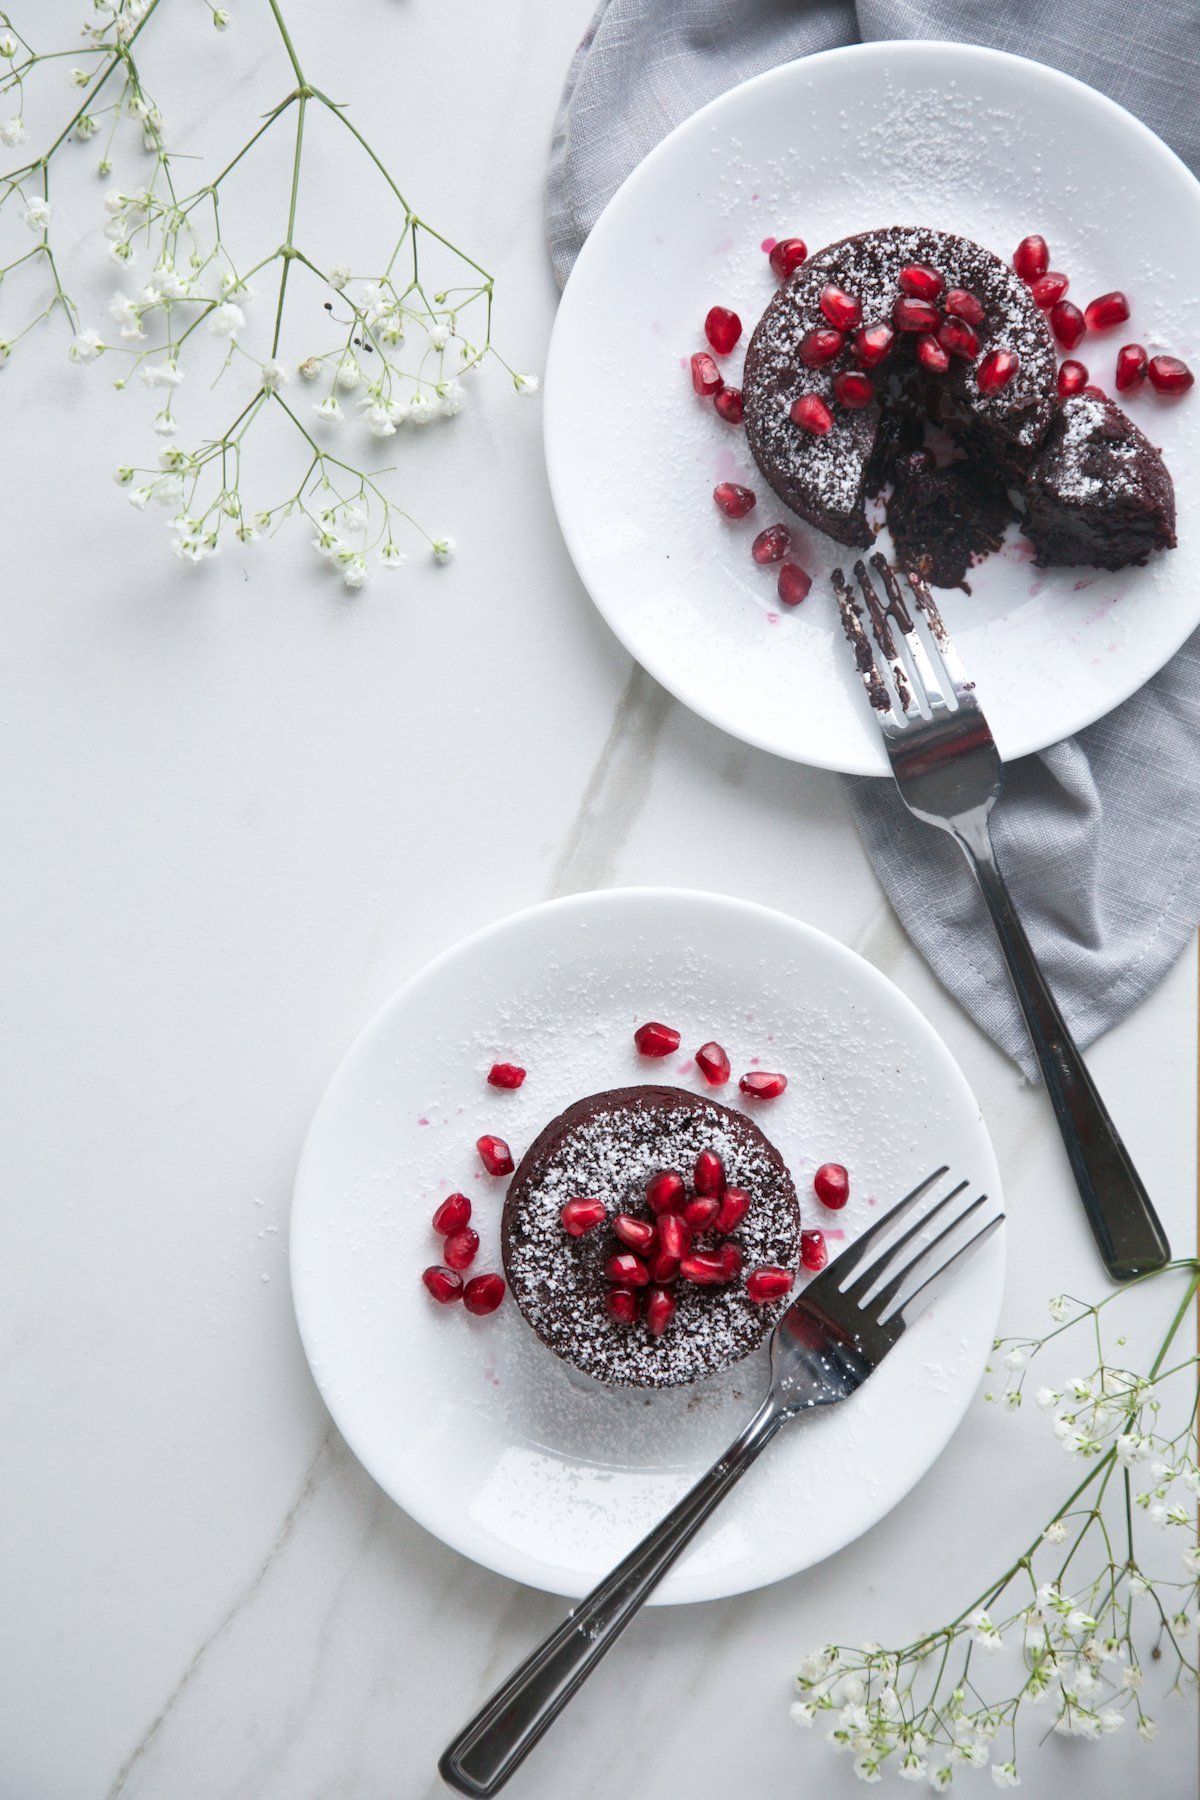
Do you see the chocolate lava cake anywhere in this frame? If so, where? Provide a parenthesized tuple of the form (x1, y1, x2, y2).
(502, 1086, 801, 1389)
(887, 448, 1016, 589)
(1021, 392, 1177, 569)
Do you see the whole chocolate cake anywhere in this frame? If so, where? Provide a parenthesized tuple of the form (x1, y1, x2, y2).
(1021, 392, 1177, 569)
(502, 1085, 801, 1389)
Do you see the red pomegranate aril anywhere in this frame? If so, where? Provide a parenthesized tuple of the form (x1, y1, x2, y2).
(1013, 234, 1050, 282)
(800, 1229, 828, 1272)
(915, 334, 949, 375)
(477, 1135, 514, 1177)
(739, 1070, 787, 1099)
(693, 1148, 725, 1195)
(1148, 354, 1194, 395)
(646, 1168, 685, 1213)
(1081, 385, 1107, 398)
(605, 1252, 650, 1287)
(800, 326, 844, 367)
(704, 305, 742, 355)
(463, 1272, 506, 1315)
(852, 323, 894, 368)
(1084, 291, 1130, 332)
(422, 1265, 463, 1304)
(713, 385, 744, 424)
(892, 296, 940, 335)
(432, 1192, 471, 1235)
(813, 1162, 849, 1209)
(634, 1019, 681, 1056)
(612, 1213, 657, 1255)
(790, 393, 833, 435)
(1050, 300, 1086, 349)
(695, 1040, 731, 1085)
(560, 1196, 607, 1236)
(769, 236, 807, 280)
(717, 1241, 743, 1280)
(943, 287, 985, 326)
(898, 262, 944, 301)
(683, 1194, 720, 1231)
(689, 351, 723, 397)
(778, 562, 812, 606)
(646, 1285, 676, 1337)
(443, 1226, 480, 1271)
(1057, 359, 1089, 396)
(1031, 271, 1069, 308)
(746, 1265, 794, 1303)
(977, 349, 1020, 395)
(713, 481, 756, 519)
(656, 1212, 692, 1260)
(1114, 344, 1148, 392)
(752, 524, 792, 564)
(679, 1250, 730, 1285)
(648, 1251, 680, 1284)
(487, 1061, 525, 1089)
(820, 283, 862, 330)
(715, 1186, 750, 1234)
(606, 1286, 639, 1325)
(937, 316, 980, 362)
(834, 369, 874, 409)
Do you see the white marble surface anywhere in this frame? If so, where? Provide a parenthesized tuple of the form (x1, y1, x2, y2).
(1, 5, 1196, 1797)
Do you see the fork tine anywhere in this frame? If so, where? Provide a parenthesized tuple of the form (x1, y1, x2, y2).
(863, 1193, 992, 1321)
(832, 566, 900, 727)
(809, 1165, 950, 1291)
(870, 555, 949, 713)
(885, 1213, 1005, 1324)
(840, 1178, 970, 1303)
(852, 558, 924, 718)
(904, 568, 981, 713)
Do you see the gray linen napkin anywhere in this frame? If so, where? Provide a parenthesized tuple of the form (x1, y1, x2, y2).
(546, 0, 1200, 1079)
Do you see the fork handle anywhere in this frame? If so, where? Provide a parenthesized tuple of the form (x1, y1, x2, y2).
(438, 1398, 784, 1795)
(958, 821, 1169, 1282)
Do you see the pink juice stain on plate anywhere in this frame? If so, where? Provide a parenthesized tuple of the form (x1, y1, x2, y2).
(760, 235, 777, 253)
(765, 612, 779, 624)
(712, 235, 734, 255)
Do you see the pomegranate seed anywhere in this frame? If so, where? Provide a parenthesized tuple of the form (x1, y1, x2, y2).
(477, 1135, 514, 1176)
(739, 1070, 787, 1099)
(605, 1252, 649, 1287)
(916, 334, 950, 374)
(704, 306, 742, 355)
(813, 1162, 849, 1209)
(606, 1286, 638, 1325)
(1114, 344, 1148, 392)
(820, 283, 861, 330)
(463, 1272, 506, 1315)
(777, 562, 812, 606)
(799, 326, 844, 367)
(1050, 300, 1086, 349)
(1013, 234, 1050, 282)
(646, 1286, 676, 1337)
(612, 1213, 656, 1254)
(1057, 359, 1089, 396)
(683, 1194, 720, 1231)
(834, 369, 874, 409)
(1030, 271, 1069, 308)
(432, 1192, 471, 1235)
(656, 1212, 691, 1260)
(646, 1169, 685, 1213)
(898, 262, 944, 301)
(422, 1265, 463, 1304)
(560, 1197, 606, 1236)
(443, 1226, 480, 1271)
(712, 481, 756, 519)
(717, 1241, 743, 1280)
(852, 323, 894, 368)
(746, 1265, 794, 1303)
(648, 1251, 679, 1284)
(1148, 354, 1194, 395)
(1081, 385, 1107, 398)
(800, 1229, 828, 1272)
(487, 1062, 525, 1089)
(693, 1149, 725, 1195)
(695, 1040, 731, 1085)
(943, 288, 984, 326)
(976, 349, 1020, 395)
(790, 394, 833, 435)
(892, 296, 940, 335)
(679, 1250, 731, 1285)
(768, 236, 807, 280)
(713, 386, 744, 424)
(715, 1186, 750, 1234)
(1084, 291, 1130, 332)
(689, 352, 723, 397)
(937, 317, 980, 361)
(634, 1020, 681, 1055)
(751, 524, 791, 564)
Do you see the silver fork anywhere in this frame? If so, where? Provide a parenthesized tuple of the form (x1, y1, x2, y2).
(439, 1168, 1001, 1796)
(834, 552, 1169, 1285)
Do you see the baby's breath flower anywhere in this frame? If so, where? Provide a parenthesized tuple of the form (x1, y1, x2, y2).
(1044, 1520, 1067, 1544)
(0, 116, 26, 147)
(1004, 1347, 1025, 1370)
(431, 536, 455, 563)
(1048, 1295, 1070, 1321)
(208, 300, 245, 339)
(328, 262, 350, 289)
(513, 371, 539, 393)
(314, 394, 342, 423)
(378, 541, 406, 569)
(260, 359, 288, 392)
(0, 32, 17, 57)
(213, 7, 231, 27)
(1137, 1716, 1158, 1742)
(22, 197, 51, 233)
(428, 320, 450, 349)
(68, 329, 104, 362)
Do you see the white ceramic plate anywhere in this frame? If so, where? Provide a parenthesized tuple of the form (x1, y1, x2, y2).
(544, 42, 1200, 775)
(290, 889, 1004, 1603)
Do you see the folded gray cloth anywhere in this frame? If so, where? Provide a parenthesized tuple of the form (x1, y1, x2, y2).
(546, 0, 1200, 1079)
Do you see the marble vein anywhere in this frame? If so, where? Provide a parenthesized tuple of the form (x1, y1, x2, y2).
(548, 663, 674, 896)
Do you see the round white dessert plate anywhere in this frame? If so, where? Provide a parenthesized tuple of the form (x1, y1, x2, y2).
(290, 889, 1005, 1603)
(544, 41, 1200, 775)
